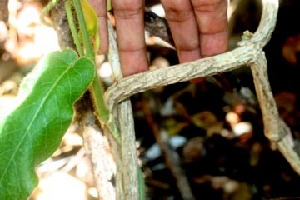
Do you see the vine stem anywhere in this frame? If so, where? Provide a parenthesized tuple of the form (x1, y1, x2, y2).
(72, 0, 93, 58)
(73, 0, 111, 126)
(107, 20, 142, 199)
(65, 0, 83, 56)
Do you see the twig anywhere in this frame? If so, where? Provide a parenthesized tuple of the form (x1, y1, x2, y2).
(250, 53, 300, 174)
(142, 94, 195, 200)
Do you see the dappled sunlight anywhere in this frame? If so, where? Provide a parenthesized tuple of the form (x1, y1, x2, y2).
(6, 1, 60, 65)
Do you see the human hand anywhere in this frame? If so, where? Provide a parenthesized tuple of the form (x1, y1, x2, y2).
(89, 0, 228, 77)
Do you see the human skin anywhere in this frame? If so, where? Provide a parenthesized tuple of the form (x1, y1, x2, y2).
(89, 0, 228, 77)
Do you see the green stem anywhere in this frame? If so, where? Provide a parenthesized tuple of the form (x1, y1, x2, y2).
(72, 0, 110, 123)
(91, 78, 110, 122)
(138, 167, 145, 200)
(65, 0, 83, 56)
(73, 0, 94, 58)
(41, 0, 60, 26)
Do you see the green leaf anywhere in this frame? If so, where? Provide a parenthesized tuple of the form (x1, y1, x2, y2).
(0, 50, 94, 200)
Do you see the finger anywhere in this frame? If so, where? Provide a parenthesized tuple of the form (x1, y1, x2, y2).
(88, 0, 108, 54)
(112, 0, 147, 76)
(191, 0, 228, 57)
(161, 0, 201, 63)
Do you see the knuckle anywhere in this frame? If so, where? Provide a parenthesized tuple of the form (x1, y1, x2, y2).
(162, 0, 194, 22)
(163, 0, 189, 12)
(113, 0, 143, 19)
(113, 0, 143, 10)
(114, 9, 142, 19)
(192, 0, 226, 12)
(166, 11, 194, 23)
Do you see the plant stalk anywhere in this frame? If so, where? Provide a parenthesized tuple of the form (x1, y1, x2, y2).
(73, 0, 110, 124)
